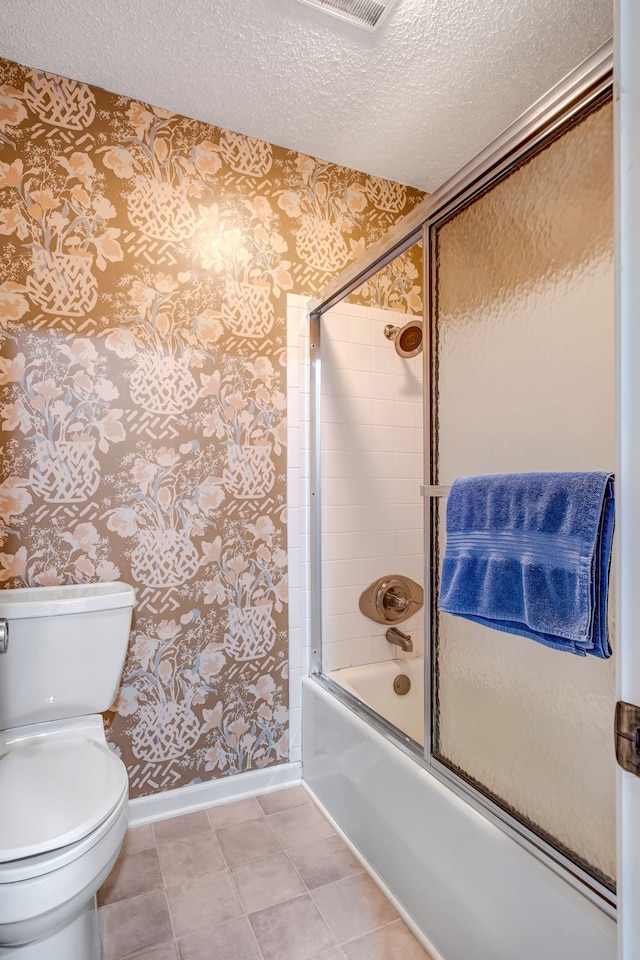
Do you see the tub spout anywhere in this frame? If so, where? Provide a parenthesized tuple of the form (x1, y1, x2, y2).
(386, 627, 413, 653)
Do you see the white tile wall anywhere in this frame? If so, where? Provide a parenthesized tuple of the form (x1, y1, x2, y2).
(319, 304, 424, 671)
(287, 294, 425, 711)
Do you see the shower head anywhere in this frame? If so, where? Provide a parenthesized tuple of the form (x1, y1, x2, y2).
(383, 320, 423, 359)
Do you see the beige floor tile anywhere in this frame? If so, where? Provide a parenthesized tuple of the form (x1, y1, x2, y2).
(287, 835, 363, 890)
(157, 832, 226, 886)
(98, 848, 164, 906)
(153, 811, 212, 845)
(231, 852, 306, 912)
(311, 873, 398, 943)
(123, 943, 178, 960)
(206, 796, 265, 830)
(177, 916, 262, 960)
(341, 919, 433, 960)
(249, 893, 335, 960)
(100, 890, 174, 960)
(268, 803, 336, 849)
(216, 817, 282, 867)
(120, 824, 156, 858)
(99, 789, 418, 960)
(257, 785, 310, 815)
(165, 869, 243, 939)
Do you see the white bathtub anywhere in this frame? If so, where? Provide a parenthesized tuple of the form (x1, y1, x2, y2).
(303, 676, 616, 960)
(328, 657, 424, 744)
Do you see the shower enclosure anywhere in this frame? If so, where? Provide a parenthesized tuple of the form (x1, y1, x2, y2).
(306, 38, 616, 922)
(317, 250, 425, 747)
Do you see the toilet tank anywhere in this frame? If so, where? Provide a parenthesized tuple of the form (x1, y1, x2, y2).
(0, 582, 136, 730)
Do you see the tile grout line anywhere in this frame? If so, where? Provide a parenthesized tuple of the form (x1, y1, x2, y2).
(150, 819, 204, 960)
(301, 783, 438, 959)
(305, 882, 346, 951)
(121, 940, 177, 960)
(217, 812, 270, 960)
(205, 803, 337, 956)
(338, 916, 406, 948)
(162, 882, 179, 957)
(164, 801, 313, 960)
(105, 793, 428, 960)
(168, 807, 280, 959)
(155, 817, 222, 952)
(162, 829, 237, 951)
(225, 860, 270, 960)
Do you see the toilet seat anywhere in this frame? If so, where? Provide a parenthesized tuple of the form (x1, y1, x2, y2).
(0, 735, 127, 872)
(0, 785, 128, 888)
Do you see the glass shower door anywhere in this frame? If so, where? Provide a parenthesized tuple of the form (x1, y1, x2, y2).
(318, 240, 427, 743)
(428, 95, 616, 891)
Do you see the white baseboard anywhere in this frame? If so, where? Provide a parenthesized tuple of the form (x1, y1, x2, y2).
(129, 761, 302, 826)
(303, 781, 447, 960)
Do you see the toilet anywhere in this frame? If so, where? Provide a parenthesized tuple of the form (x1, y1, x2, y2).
(0, 582, 136, 959)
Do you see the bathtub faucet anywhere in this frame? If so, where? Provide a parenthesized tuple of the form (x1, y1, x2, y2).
(386, 626, 413, 653)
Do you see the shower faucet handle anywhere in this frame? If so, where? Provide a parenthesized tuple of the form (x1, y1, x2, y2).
(384, 593, 410, 611)
(359, 575, 423, 626)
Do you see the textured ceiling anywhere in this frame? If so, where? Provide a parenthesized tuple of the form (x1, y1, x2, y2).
(0, 0, 612, 191)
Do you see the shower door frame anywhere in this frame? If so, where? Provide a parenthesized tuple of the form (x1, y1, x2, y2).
(307, 38, 615, 917)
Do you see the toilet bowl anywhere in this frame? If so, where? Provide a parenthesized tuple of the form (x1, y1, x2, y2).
(0, 583, 136, 959)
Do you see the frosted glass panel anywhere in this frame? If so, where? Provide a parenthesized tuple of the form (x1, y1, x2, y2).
(432, 97, 615, 886)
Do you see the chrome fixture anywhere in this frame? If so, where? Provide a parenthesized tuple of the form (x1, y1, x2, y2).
(386, 627, 413, 653)
(383, 320, 423, 359)
(359, 575, 424, 625)
(0, 619, 7, 654)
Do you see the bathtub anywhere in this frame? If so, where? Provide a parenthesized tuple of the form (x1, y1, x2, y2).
(303, 675, 616, 960)
(328, 657, 424, 744)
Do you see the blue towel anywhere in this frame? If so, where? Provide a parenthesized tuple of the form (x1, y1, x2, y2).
(438, 472, 615, 658)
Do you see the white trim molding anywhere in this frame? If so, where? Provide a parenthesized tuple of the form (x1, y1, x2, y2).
(128, 761, 302, 826)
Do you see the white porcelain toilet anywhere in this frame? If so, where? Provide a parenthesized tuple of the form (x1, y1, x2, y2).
(0, 582, 136, 959)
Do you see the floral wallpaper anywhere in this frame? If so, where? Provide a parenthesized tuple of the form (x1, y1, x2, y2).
(350, 239, 423, 314)
(0, 58, 424, 797)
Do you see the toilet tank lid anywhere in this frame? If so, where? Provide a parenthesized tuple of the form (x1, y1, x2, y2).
(0, 582, 136, 620)
(0, 737, 128, 862)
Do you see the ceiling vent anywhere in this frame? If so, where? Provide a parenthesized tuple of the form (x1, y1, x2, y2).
(295, 0, 399, 31)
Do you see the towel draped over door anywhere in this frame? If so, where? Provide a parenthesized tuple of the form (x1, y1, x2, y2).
(438, 472, 615, 658)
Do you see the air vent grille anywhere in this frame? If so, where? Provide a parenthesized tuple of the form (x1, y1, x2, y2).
(295, 0, 397, 31)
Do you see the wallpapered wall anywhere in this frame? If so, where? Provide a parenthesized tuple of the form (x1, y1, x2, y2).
(0, 57, 423, 798)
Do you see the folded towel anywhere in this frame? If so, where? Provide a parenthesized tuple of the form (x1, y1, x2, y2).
(438, 472, 615, 658)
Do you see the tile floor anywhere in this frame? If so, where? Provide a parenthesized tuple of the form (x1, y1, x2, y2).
(98, 785, 433, 960)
